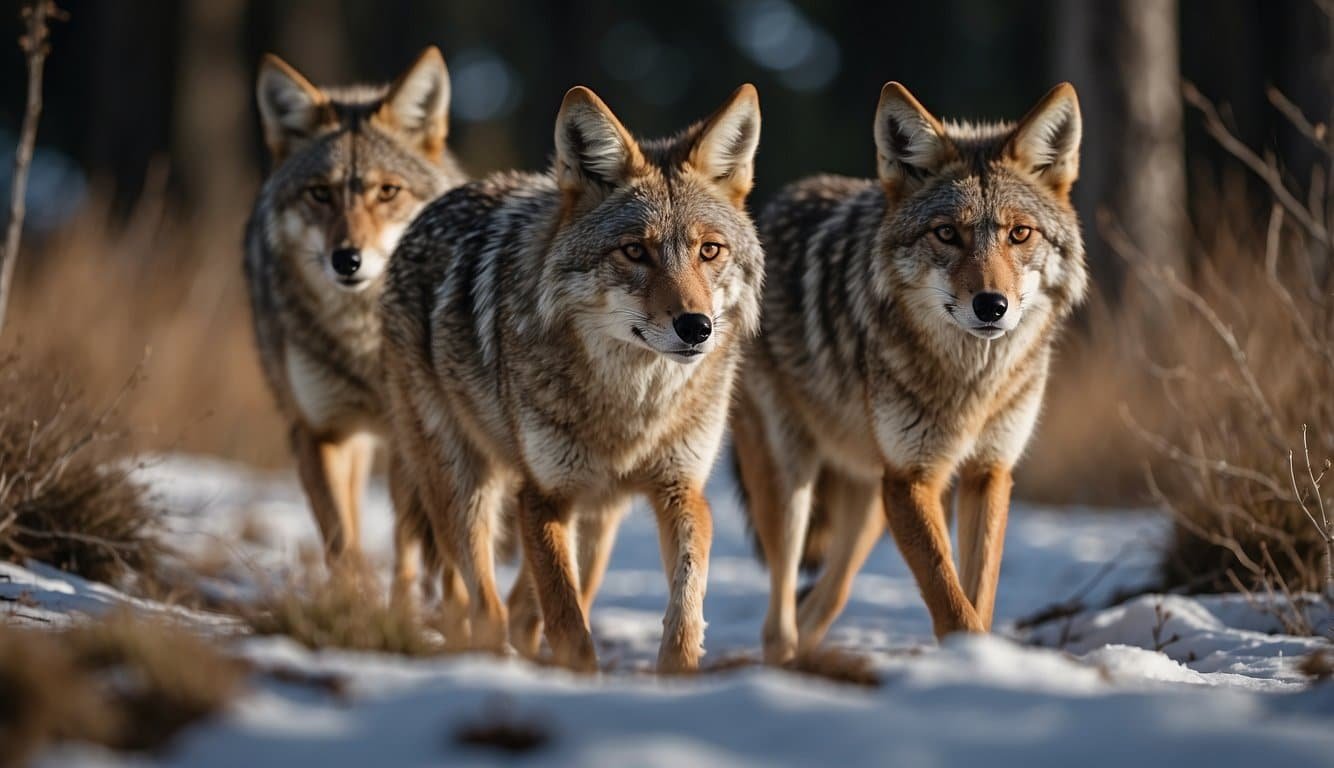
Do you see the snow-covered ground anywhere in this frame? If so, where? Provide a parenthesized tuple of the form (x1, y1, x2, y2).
(4, 455, 1333, 767)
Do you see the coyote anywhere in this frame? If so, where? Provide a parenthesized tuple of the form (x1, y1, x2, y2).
(244, 47, 465, 592)
(733, 82, 1087, 662)
(381, 85, 764, 671)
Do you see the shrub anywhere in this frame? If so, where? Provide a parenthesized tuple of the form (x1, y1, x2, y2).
(0, 355, 165, 584)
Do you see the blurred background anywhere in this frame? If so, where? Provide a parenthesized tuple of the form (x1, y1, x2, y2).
(0, 0, 1330, 514)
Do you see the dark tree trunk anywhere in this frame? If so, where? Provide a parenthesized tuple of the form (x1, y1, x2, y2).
(173, 0, 251, 220)
(1058, 0, 1187, 293)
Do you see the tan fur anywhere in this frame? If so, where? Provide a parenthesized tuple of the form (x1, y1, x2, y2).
(956, 462, 1013, 628)
(381, 85, 764, 671)
(735, 82, 1087, 661)
(245, 49, 465, 588)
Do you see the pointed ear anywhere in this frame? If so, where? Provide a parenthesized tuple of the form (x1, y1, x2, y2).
(874, 82, 953, 196)
(554, 86, 644, 194)
(690, 84, 761, 207)
(376, 46, 451, 159)
(1007, 83, 1082, 197)
(257, 54, 333, 162)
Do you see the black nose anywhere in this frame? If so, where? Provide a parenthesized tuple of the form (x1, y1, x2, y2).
(972, 292, 1008, 323)
(672, 313, 712, 345)
(331, 248, 361, 277)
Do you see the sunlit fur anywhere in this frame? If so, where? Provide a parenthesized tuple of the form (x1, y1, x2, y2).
(734, 83, 1087, 663)
(381, 85, 763, 672)
(244, 48, 465, 590)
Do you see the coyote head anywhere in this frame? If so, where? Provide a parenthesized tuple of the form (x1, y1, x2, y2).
(873, 82, 1088, 340)
(256, 47, 459, 293)
(539, 85, 765, 364)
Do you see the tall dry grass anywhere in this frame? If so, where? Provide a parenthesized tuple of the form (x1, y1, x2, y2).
(1, 178, 287, 467)
(1026, 79, 1334, 603)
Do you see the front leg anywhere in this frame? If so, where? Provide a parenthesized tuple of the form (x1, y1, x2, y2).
(796, 470, 884, 652)
(576, 499, 628, 615)
(519, 485, 596, 672)
(649, 483, 713, 673)
(290, 423, 360, 565)
(956, 462, 1013, 629)
(881, 468, 984, 638)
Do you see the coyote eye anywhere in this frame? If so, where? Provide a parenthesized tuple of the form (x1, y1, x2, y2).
(377, 184, 401, 202)
(699, 242, 726, 262)
(933, 225, 959, 244)
(1009, 225, 1032, 244)
(619, 242, 648, 263)
(306, 185, 333, 205)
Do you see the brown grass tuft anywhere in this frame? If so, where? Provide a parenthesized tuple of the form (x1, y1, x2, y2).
(241, 568, 446, 656)
(0, 613, 244, 765)
(0, 622, 114, 768)
(1298, 648, 1334, 682)
(0, 354, 166, 584)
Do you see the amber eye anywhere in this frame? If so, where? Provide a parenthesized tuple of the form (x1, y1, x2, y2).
(620, 242, 648, 263)
(306, 185, 333, 205)
(933, 225, 959, 244)
(378, 184, 401, 202)
(1009, 225, 1032, 244)
(699, 242, 725, 262)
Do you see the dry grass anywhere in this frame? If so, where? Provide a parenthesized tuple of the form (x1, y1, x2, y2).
(0, 354, 166, 584)
(1132, 88, 1334, 600)
(0, 613, 245, 766)
(1022, 75, 1334, 609)
(1, 182, 286, 468)
(241, 567, 447, 656)
(1016, 288, 1171, 506)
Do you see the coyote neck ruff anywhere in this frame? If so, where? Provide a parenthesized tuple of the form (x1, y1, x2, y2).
(734, 82, 1087, 664)
(381, 85, 763, 672)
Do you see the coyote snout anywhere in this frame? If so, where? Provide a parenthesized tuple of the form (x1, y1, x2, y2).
(929, 222, 1041, 340)
(289, 181, 415, 291)
(610, 239, 727, 363)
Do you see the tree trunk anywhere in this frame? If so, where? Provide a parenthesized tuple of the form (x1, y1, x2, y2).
(1058, 0, 1187, 293)
(173, 0, 251, 221)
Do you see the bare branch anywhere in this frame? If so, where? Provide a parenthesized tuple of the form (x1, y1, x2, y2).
(1182, 81, 1330, 247)
(1266, 86, 1331, 156)
(0, 1, 65, 336)
(1122, 405, 1287, 496)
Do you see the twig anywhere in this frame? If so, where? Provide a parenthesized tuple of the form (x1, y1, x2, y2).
(1182, 81, 1331, 247)
(1266, 86, 1331, 157)
(0, 1, 64, 336)
(1120, 405, 1287, 495)
(1289, 424, 1334, 595)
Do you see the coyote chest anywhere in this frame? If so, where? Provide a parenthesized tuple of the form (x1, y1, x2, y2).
(283, 341, 380, 434)
(510, 334, 734, 494)
(861, 320, 1051, 472)
(276, 278, 386, 434)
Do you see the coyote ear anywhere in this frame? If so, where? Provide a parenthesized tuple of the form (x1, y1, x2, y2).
(554, 86, 643, 195)
(256, 54, 332, 162)
(874, 82, 952, 196)
(690, 84, 761, 207)
(1006, 83, 1082, 197)
(377, 46, 450, 160)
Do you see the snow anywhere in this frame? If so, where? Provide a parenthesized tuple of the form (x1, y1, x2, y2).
(6, 454, 1334, 767)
